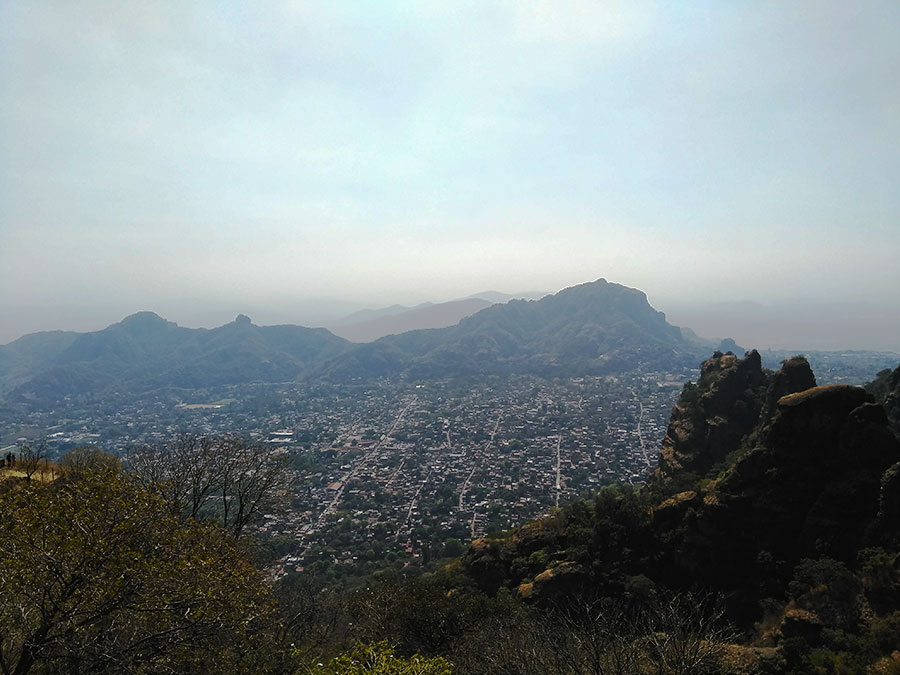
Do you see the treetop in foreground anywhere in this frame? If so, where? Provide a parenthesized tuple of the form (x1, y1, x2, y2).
(0, 469, 273, 675)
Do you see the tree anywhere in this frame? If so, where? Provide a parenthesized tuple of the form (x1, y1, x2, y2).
(452, 595, 643, 675)
(16, 442, 47, 482)
(274, 574, 349, 663)
(58, 445, 121, 478)
(549, 596, 645, 675)
(0, 469, 274, 675)
(218, 436, 289, 536)
(441, 538, 466, 559)
(129, 433, 222, 520)
(129, 433, 290, 535)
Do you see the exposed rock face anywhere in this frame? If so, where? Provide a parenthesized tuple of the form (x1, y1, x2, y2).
(867, 363, 900, 434)
(653, 351, 816, 492)
(875, 359, 900, 542)
(883, 365, 900, 432)
(759, 355, 817, 424)
(665, 383, 900, 594)
(654, 351, 766, 488)
(878, 462, 900, 546)
(461, 538, 510, 593)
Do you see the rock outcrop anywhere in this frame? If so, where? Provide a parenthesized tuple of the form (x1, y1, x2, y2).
(878, 365, 900, 433)
(867, 364, 900, 430)
(653, 351, 815, 493)
(759, 355, 817, 424)
(659, 382, 900, 602)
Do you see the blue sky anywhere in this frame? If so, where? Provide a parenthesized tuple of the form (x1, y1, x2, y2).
(1, 1, 899, 347)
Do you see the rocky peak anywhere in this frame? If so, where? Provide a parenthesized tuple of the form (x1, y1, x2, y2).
(882, 365, 900, 433)
(764, 385, 872, 462)
(760, 355, 817, 424)
(117, 311, 173, 334)
(668, 380, 900, 593)
(652, 350, 768, 491)
(652, 351, 827, 495)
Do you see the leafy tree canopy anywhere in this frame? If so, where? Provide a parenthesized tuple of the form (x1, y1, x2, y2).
(0, 469, 274, 675)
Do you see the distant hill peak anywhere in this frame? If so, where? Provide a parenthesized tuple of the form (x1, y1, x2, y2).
(116, 311, 177, 334)
(1, 277, 708, 401)
(119, 311, 168, 325)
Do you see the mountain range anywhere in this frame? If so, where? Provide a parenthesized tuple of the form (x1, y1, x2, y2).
(0, 312, 349, 404)
(0, 279, 703, 406)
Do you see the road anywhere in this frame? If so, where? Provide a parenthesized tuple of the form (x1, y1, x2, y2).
(630, 388, 651, 468)
(459, 412, 502, 511)
(397, 467, 435, 541)
(315, 396, 417, 527)
(554, 434, 562, 507)
(384, 459, 405, 491)
(459, 465, 477, 510)
(459, 412, 502, 538)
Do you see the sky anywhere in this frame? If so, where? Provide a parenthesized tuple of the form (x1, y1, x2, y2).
(2, 1, 899, 349)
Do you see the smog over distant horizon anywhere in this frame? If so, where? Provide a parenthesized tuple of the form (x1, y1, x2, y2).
(2, 2, 899, 350)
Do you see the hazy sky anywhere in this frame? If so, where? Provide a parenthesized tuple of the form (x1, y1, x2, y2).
(2, 2, 899, 347)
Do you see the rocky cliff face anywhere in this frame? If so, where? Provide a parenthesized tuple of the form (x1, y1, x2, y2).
(644, 356, 900, 626)
(682, 385, 898, 576)
(652, 350, 815, 493)
(886, 367, 900, 429)
(649, 372, 900, 629)
(759, 354, 818, 424)
(869, 363, 900, 434)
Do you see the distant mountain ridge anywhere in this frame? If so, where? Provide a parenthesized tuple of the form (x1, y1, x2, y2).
(464, 290, 549, 304)
(324, 290, 550, 342)
(327, 298, 494, 342)
(0, 279, 702, 407)
(326, 303, 434, 328)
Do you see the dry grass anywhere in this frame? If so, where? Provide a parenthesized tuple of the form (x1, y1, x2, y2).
(0, 461, 60, 483)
